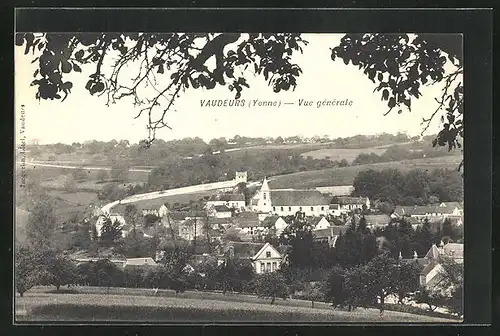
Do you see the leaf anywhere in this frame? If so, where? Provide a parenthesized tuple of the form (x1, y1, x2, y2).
(73, 63, 82, 72)
(382, 89, 389, 101)
(157, 64, 164, 74)
(75, 50, 84, 60)
(377, 73, 383, 81)
(61, 61, 72, 73)
(388, 97, 396, 109)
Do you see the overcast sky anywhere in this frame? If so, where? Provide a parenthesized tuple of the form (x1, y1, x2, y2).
(15, 33, 451, 145)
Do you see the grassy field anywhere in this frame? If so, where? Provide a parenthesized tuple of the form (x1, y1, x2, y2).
(270, 155, 463, 189)
(301, 147, 390, 162)
(15, 287, 454, 323)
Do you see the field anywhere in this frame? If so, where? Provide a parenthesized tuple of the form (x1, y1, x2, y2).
(270, 155, 463, 189)
(15, 287, 454, 323)
(301, 146, 390, 162)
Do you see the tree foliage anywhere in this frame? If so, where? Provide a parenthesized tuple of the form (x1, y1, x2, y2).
(254, 271, 289, 305)
(17, 33, 462, 159)
(26, 198, 57, 249)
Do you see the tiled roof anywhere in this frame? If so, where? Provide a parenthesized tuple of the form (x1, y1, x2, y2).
(261, 215, 282, 227)
(225, 241, 266, 259)
(365, 215, 391, 226)
(335, 196, 367, 205)
(270, 190, 330, 206)
(168, 211, 190, 221)
(214, 205, 231, 213)
(234, 212, 261, 228)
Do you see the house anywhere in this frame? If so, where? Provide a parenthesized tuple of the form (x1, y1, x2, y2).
(207, 216, 233, 230)
(311, 216, 332, 231)
(251, 242, 283, 274)
(158, 204, 170, 218)
(392, 205, 462, 220)
(312, 226, 347, 247)
(261, 216, 289, 236)
(332, 196, 370, 212)
(123, 257, 157, 268)
(234, 211, 268, 236)
(419, 242, 464, 288)
(250, 178, 331, 216)
(208, 205, 233, 219)
(142, 209, 160, 217)
(205, 193, 246, 211)
(364, 214, 391, 229)
(328, 204, 342, 217)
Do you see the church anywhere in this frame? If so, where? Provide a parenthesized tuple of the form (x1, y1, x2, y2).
(250, 177, 331, 217)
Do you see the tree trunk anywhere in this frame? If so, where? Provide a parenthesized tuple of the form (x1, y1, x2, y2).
(56, 285, 60, 292)
(311, 300, 315, 308)
(271, 296, 276, 305)
(379, 296, 385, 319)
(19, 292, 24, 297)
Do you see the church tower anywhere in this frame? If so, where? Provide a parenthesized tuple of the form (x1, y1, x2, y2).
(256, 177, 272, 213)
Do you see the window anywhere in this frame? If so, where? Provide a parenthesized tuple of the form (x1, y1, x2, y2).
(273, 207, 276, 211)
(272, 262, 277, 271)
(263, 193, 267, 200)
(321, 206, 324, 211)
(260, 263, 265, 273)
(281, 207, 284, 211)
(299, 207, 302, 211)
(288, 207, 292, 211)
(311, 207, 314, 211)
(266, 251, 271, 258)
(266, 262, 271, 272)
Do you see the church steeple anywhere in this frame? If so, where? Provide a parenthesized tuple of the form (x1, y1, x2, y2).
(261, 176, 270, 192)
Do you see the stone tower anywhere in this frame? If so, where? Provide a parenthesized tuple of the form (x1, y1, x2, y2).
(235, 171, 248, 184)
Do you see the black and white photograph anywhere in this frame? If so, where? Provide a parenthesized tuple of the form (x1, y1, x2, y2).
(14, 30, 466, 323)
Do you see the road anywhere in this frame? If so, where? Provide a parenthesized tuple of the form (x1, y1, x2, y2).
(17, 161, 152, 173)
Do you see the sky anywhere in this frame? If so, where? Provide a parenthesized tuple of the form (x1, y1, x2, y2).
(14, 33, 450, 145)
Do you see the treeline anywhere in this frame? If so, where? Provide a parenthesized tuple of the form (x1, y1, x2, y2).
(26, 132, 427, 164)
(352, 145, 457, 166)
(146, 151, 340, 191)
(352, 168, 463, 206)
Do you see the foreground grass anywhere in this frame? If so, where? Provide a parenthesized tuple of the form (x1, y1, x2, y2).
(15, 287, 454, 323)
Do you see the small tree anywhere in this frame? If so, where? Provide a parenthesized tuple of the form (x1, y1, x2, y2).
(392, 260, 424, 304)
(255, 271, 289, 305)
(46, 253, 78, 291)
(15, 245, 51, 297)
(303, 281, 325, 308)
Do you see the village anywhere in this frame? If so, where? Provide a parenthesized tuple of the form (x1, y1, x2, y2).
(82, 170, 464, 309)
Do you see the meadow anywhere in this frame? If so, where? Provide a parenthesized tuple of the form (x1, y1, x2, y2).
(15, 287, 454, 323)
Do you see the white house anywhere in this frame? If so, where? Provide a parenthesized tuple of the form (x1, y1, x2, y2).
(234, 211, 268, 236)
(251, 242, 283, 274)
(311, 217, 332, 231)
(250, 177, 331, 217)
(208, 205, 233, 219)
(205, 193, 246, 211)
(158, 204, 170, 218)
(262, 216, 289, 236)
(419, 242, 464, 287)
(392, 205, 462, 220)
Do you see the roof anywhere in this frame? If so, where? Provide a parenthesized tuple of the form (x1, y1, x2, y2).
(270, 190, 330, 206)
(315, 185, 354, 196)
(335, 196, 367, 205)
(261, 215, 283, 227)
(233, 211, 262, 228)
(123, 257, 157, 267)
(364, 215, 391, 226)
(394, 205, 459, 216)
(168, 211, 190, 221)
(252, 242, 282, 260)
(312, 216, 330, 226)
(213, 205, 231, 213)
(421, 260, 440, 277)
(207, 217, 233, 225)
(443, 243, 463, 259)
(440, 202, 463, 209)
(329, 204, 340, 210)
(425, 244, 441, 259)
(225, 241, 266, 259)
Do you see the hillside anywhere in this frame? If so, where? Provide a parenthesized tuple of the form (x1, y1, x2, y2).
(269, 155, 463, 189)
